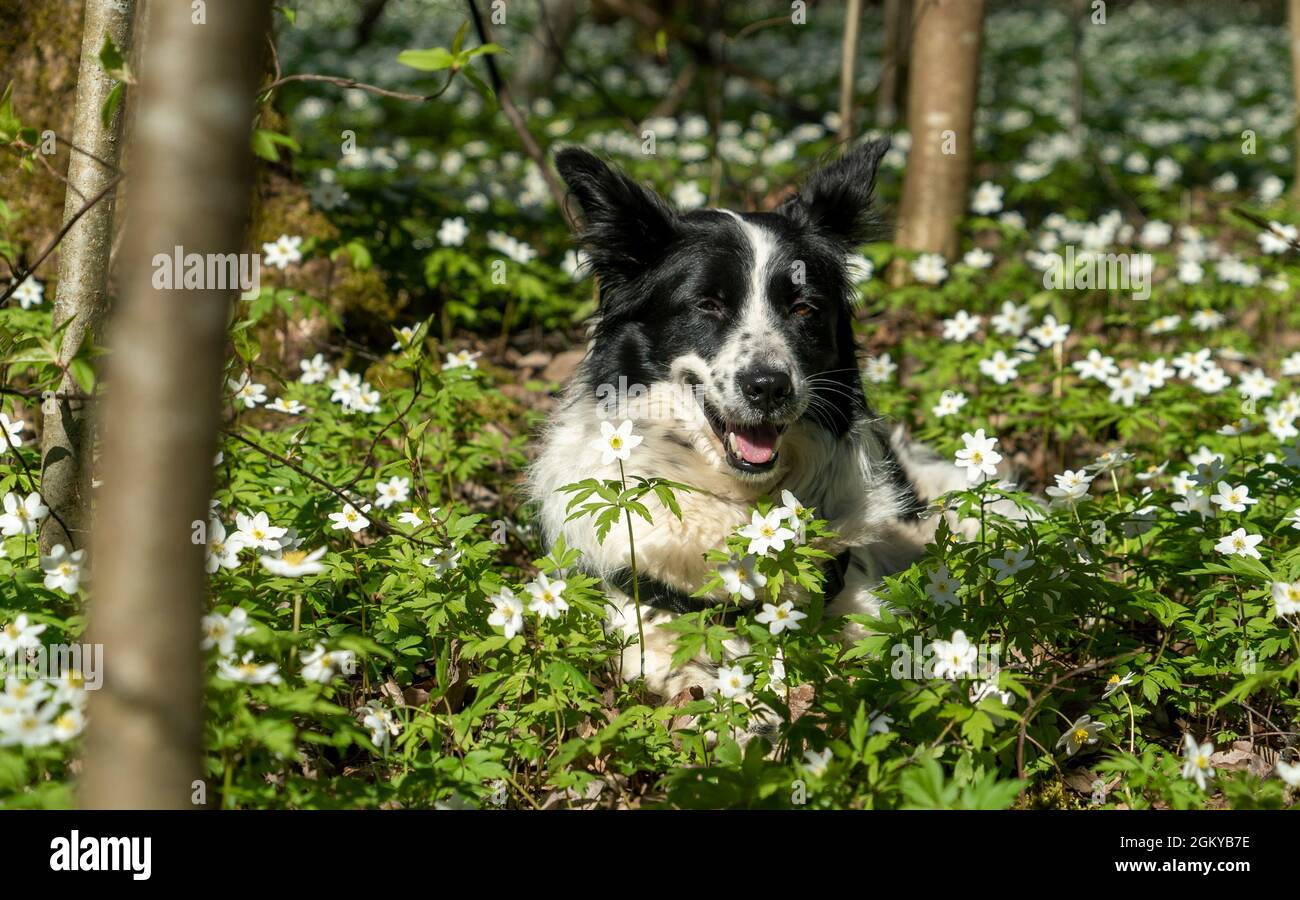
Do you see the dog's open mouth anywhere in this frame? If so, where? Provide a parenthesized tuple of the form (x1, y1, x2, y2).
(700, 401, 786, 473)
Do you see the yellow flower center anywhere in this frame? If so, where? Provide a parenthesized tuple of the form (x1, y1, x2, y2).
(1196, 753, 1209, 770)
(609, 436, 623, 449)
(1073, 728, 1090, 744)
(283, 550, 309, 565)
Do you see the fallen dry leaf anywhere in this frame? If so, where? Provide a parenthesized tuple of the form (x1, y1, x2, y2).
(379, 679, 404, 706)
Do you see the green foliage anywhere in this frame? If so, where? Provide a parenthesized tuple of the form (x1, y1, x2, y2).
(251, 128, 301, 163)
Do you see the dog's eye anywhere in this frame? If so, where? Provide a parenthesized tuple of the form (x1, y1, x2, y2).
(791, 298, 817, 318)
(697, 297, 726, 318)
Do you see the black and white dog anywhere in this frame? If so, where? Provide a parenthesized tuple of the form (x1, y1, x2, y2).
(530, 139, 973, 703)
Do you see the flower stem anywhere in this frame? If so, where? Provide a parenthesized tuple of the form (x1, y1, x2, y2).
(979, 493, 987, 547)
(290, 594, 302, 662)
(222, 751, 234, 810)
(979, 494, 988, 609)
(618, 460, 647, 685)
(1125, 691, 1135, 754)
(1052, 341, 1064, 401)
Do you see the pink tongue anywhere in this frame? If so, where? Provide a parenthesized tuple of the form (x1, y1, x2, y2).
(732, 425, 779, 464)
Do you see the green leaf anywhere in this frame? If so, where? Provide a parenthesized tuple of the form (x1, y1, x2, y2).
(101, 81, 124, 129)
(98, 37, 124, 73)
(669, 632, 705, 669)
(451, 21, 469, 55)
(0, 81, 23, 143)
(0, 750, 27, 792)
(652, 482, 683, 520)
(899, 757, 959, 809)
(98, 37, 133, 83)
(459, 66, 496, 109)
(331, 239, 372, 271)
(461, 43, 503, 61)
(960, 709, 994, 749)
(959, 774, 1024, 810)
(251, 129, 300, 163)
(69, 357, 96, 395)
(396, 48, 456, 72)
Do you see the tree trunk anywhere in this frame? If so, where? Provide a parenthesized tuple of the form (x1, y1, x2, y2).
(80, 0, 269, 810)
(38, 0, 135, 555)
(353, 0, 392, 48)
(875, 0, 910, 128)
(1290, 0, 1300, 200)
(894, 0, 985, 260)
(705, 0, 726, 205)
(1070, 0, 1086, 145)
(836, 0, 863, 144)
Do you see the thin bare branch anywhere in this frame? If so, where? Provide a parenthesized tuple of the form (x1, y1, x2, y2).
(466, 0, 574, 230)
(0, 173, 123, 306)
(262, 71, 453, 103)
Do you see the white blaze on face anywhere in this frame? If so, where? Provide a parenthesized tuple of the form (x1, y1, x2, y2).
(712, 211, 798, 416)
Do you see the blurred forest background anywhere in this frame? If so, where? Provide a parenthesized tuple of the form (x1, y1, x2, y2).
(6, 0, 1292, 358)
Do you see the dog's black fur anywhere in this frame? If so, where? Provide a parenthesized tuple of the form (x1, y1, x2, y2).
(555, 141, 893, 443)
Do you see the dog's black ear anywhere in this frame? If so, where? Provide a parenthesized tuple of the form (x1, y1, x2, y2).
(780, 138, 890, 246)
(554, 147, 678, 286)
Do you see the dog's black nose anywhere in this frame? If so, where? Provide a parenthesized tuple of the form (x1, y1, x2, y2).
(738, 367, 793, 409)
